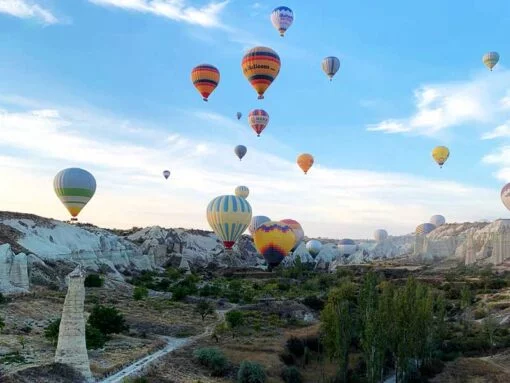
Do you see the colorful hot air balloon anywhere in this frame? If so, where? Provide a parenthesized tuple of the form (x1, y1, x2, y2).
(432, 146, 449, 168)
(297, 153, 314, 174)
(338, 239, 357, 257)
(54, 168, 96, 221)
(163, 170, 170, 180)
(415, 223, 436, 235)
(235, 145, 247, 161)
(430, 215, 446, 227)
(501, 183, 510, 211)
(249, 215, 271, 235)
(206, 195, 252, 250)
(241, 47, 281, 99)
(483, 52, 500, 71)
(236, 112, 242, 120)
(248, 109, 269, 137)
(271, 6, 294, 37)
(280, 218, 304, 251)
(253, 221, 295, 269)
(235, 185, 249, 199)
(321, 56, 340, 81)
(306, 240, 322, 259)
(191, 64, 220, 101)
(374, 229, 388, 242)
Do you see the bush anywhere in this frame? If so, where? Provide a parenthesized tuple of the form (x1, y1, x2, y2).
(237, 361, 266, 383)
(133, 286, 149, 301)
(281, 366, 302, 383)
(171, 286, 189, 301)
(85, 324, 106, 349)
(193, 347, 229, 376)
(302, 335, 321, 353)
(226, 311, 245, 330)
(279, 352, 296, 366)
(286, 337, 305, 357)
(88, 305, 128, 336)
(0, 292, 8, 304)
(44, 318, 61, 345)
(303, 295, 324, 311)
(84, 274, 104, 288)
(474, 308, 488, 320)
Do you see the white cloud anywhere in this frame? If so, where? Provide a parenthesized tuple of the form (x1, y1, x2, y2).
(0, 0, 58, 24)
(482, 146, 510, 182)
(367, 120, 410, 133)
(89, 0, 229, 28)
(481, 121, 510, 140)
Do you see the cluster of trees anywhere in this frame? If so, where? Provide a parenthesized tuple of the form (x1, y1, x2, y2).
(321, 273, 445, 383)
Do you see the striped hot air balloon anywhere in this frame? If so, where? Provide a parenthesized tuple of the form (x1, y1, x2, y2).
(321, 56, 340, 81)
(248, 109, 269, 137)
(53, 168, 96, 222)
(249, 216, 271, 235)
(235, 185, 249, 199)
(206, 195, 252, 250)
(241, 47, 281, 99)
(280, 218, 304, 251)
(191, 64, 220, 101)
(271, 6, 294, 37)
(306, 239, 322, 258)
(483, 52, 500, 71)
(253, 221, 295, 269)
(416, 223, 436, 235)
(297, 153, 314, 174)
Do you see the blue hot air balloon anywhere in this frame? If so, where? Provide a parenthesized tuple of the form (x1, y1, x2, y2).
(235, 145, 247, 161)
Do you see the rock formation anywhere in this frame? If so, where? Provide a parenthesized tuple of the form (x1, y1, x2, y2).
(0, 243, 29, 293)
(54, 265, 93, 382)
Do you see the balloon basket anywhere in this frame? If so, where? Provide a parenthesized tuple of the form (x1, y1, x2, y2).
(203, 98, 208, 102)
(258, 95, 264, 100)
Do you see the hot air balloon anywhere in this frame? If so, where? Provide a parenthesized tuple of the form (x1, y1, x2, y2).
(432, 146, 449, 168)
(54, 168, 96, 222)
(297, 153, 314, 174)
(338, 239, 357, 257)
(306, 240, 322, 259)
(280, 218, 304, 251)
(483, 52, 500, 71)
(163, 170, 170, 179)
(235, 185, 249, 199)
(235, 145, 247, 161)
(248, 109, 269, 137)
(241, 47, 281, 99)
(253, 221, 296, 270)
(236, 112, 242, 120)
(271, 6, 294, 37)
(206, 195, 252, 250)
(501, 183, 510, 211)
(321, 56, 340, 81)
(249, 215, 271, 235)
(374, 229, 388, 242)
(191, 64, 220, 101)
(415, 223, 436, 235)
(430, 215, 446, 227)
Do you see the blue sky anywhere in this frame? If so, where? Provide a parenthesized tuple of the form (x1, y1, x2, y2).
(1, 0, 510, 238)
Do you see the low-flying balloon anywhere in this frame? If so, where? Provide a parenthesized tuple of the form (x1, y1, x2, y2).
(280, 218, 304, 251)
(235, 185, 249, 199)
(432, 146, 449, 168)
(501, 183, 510, 211)
(242, 47, 281, 99)
(430, 215, 446, 227)
(163, 170, 170, 180)
(338, 239, 357, 257)
(297, 153, 314, 174)
(206, 195, 252, 250)
(321, 56, 340, 81)
(248, 109, 269, 137)
(415, 223, 436, 235)
(483, 52, 500, 71)
(306, 240, 322, 258)
(235, 145, 247, 161)
(54, 168, 96, 222)
(191, 64, 220, 101)
(374, 229, 388, 242)
(249, 215, 271, 235)
(253, 221, 296, 269)
(271, 6, 294, 37)
(236, 112, 242, 120)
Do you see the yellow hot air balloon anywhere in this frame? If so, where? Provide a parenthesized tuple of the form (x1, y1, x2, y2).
(241, 47, 281, 99)
(253, 221, 295, 270)
(432, 146, 450, 168)
(297, 153, 314, 174)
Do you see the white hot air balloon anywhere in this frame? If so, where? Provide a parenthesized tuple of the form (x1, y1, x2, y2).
(338, 239, 357, 257)
(374, 229, 388, 242)
(430, 215, 446, 227)
(306, 240, 322, 259)
(249, 215, 271, 235)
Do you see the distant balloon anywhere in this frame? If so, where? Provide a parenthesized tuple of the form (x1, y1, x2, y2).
(206, 195, 252, 250)
(321, 56, 340, 81)
(191, 64, 220, 101)
(235, 145, 247, 161)
(501, 183, 510, 211)
(236, 112, 242, 120)
(483, 52, 500, 71)
(163, 170, 170, 180)
(306, 240, 322, 258)
(54, 168, 96, 222)
(249, 215, 271, 235)
(415, 223, 436, 235)
(432, 146, 450, 168)
(248, 109, 269, 137)
(280, 218, 304, 251)
(253, 221, 296, 269)
(297, 153, 314, 174)
(338, 239, 357, 257)
(430, 215, 446, 227)
(235, 185, 250, 199)
(271, 6, 294, 37)
(241, 47, 281, 99)
(374, 229, 388, 242)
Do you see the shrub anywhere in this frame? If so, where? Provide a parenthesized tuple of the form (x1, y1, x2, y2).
(0, 315, 4, 332)
(85, 324, 106, 349)
(171, 286, 189, 301)
(279, 351, 296, 366)
(303, 295, 324, 311)
(302, 335, 321, 353)
(195, 300, 215, 321)
(474, 308, 488, 320)
(84, 274, 104, 288)
(133, 286, 149, 301)
(0, 292, 8, 304)
(88, 305, 128, 336)
(281, 366, 302, 383)
(193, 347, 229, 376)
(286, 337, 305, 357)
(44, 318, 61, 345)
(237, 361, 266, 383)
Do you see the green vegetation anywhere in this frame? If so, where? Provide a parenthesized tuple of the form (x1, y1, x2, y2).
(194, 299, 215, 321)
(88, 304, 128, 336)
(0, 292, 8, 304)
(226, 310, 245, 338)
(0, 315, 5, 333)
(44, 318, 107, 349)
(237, 361, 266, 383)
(133, 285, 149, 300)
(84, 274, 104, 288)
(193, 347, 229, 376)
(281, 366, 302, 383)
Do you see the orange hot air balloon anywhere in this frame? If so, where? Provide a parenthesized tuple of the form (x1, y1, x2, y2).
(297, 153, 314, 174)
(241, 47, 281, 99)
(191, 64, 220, 101)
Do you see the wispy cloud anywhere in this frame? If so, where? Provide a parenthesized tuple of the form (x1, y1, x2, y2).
(89, 0, 229, 28)
(0, 0, 58, 24)
(481, 121, 510, 140)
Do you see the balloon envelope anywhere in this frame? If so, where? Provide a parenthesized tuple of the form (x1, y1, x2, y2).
(430, 215, 446, 227)
(235, 145, 247, 160)
(297, 153, 314, 174)
(235, 185, 249, 199)
(248, 109, 269, 137)
(241, 47, 281, 99)
(163, 170, 170, 179)
(54, 168, 96, 220)
(249, 215, 271, 235)
(338, 239, 357, 256)
(374, 229, 388, 242)
(191, 64, 220, 101)
(280, 218, 304, 251)
(271, 6, 294, 37)
(483, 52, 499, 71)
(206, 195, 252, 250)
(253, 221, 295, 268)
(236, 112, 242, 120)
(322, 56, 340, 80)
(306, 240, 322, 258)
(416, 223, 436, 235)
(501, 183, 510, 211)
(432, 146, 449, 168)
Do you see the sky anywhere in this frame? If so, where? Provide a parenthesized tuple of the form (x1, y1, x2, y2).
(1, 0, 510, 239)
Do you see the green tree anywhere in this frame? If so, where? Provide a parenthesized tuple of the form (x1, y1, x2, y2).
(0, 315, 5, 333)
(86, 324, 107, 349)
(460, 284, 473, 310)
(195, 300, 215, 321)
(88, 305, 128, 336)
(18, 335, 26, 350)
(84, 274, 104, 288)
(483, 315, 499, 355)
(44, 318, 61, 346)
(133, 286, 149, 301)
(237, 361, 266, 383)
(226, 310, 244, 338)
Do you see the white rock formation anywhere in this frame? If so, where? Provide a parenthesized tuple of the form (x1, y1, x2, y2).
(55, 265, 93, 382)
(0, 244, 29, 293)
